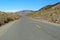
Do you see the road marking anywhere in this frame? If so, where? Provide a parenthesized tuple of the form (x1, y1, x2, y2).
(36, 25, 42, 29)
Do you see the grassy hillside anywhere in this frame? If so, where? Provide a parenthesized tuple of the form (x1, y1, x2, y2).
(26, 2, 60, 24)
(0, 11, 21, 26)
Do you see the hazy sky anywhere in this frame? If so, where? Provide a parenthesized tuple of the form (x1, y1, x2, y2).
(0, 0, 60, 12)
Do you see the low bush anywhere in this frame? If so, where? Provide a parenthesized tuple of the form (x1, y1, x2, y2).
(0, 12, 21, 26)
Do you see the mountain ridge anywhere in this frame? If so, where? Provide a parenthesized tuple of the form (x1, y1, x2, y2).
(39, 2, 60, 11)
(26, 2, 60, 24)
(15, 10, 34, 14)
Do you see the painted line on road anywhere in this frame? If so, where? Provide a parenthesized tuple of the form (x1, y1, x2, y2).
(36, 25, 42, 29)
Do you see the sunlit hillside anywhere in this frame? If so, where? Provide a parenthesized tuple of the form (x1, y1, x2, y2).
(26, 2, 60, 24)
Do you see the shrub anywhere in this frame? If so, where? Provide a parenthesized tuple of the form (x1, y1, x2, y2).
(0, 12, 21, 26)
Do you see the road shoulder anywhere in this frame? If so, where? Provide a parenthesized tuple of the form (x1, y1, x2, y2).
(29, 17, 60, 27)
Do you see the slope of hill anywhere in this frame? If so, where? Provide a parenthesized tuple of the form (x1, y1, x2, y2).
(16, 10, 34, 14)
(0, 11, 21, 26)
(26, 2, 60, 24)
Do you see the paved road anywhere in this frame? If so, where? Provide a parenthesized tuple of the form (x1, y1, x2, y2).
(0, 16, 60, 40)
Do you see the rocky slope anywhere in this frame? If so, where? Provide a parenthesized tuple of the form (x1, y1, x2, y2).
(26, 2, 60, 24)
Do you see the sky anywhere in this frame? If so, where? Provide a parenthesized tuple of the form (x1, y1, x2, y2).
(0, 0, 60, 12)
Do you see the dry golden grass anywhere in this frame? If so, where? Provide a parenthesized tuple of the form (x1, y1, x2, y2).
(0, 12, 21, 26)
(26, 2, 60, 24)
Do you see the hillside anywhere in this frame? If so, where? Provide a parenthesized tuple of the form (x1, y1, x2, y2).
(0, 11, 21, 26)
(26, 2, 60, 24)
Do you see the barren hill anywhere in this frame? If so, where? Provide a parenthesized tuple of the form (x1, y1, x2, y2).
(26, 2, 60, 24)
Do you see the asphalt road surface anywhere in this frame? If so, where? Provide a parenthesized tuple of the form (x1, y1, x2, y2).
(0, 16, 60, 40)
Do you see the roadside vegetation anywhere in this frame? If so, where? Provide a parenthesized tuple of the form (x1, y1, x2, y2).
(26, 2, 60, 24)
(0, 11, 21, 26)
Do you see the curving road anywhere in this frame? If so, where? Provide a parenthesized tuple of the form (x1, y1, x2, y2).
(0, 16, 60, 40)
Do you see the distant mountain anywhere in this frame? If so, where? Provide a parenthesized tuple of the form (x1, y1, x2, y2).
(26, 2, 60, 24)
(15, 10, 34, 14)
